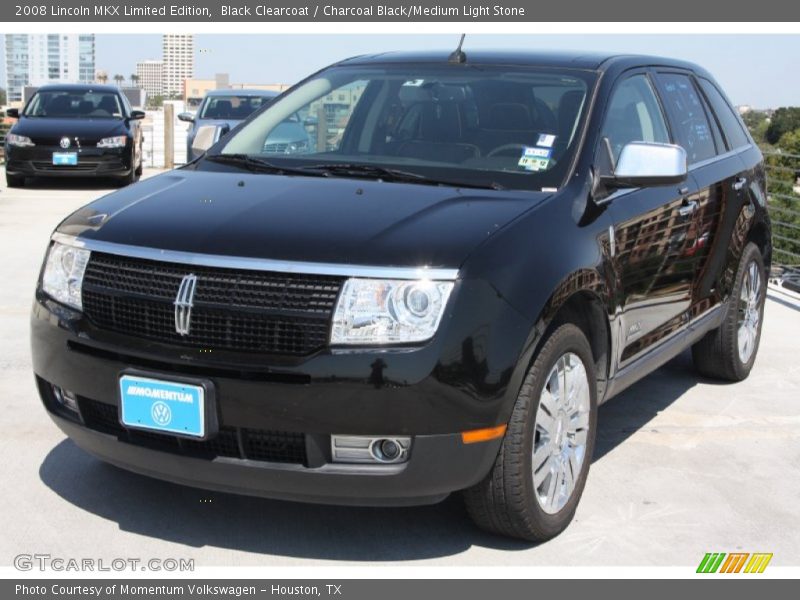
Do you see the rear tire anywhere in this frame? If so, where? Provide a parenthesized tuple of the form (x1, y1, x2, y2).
(6, 173, 25, 188)
(692, 242, 765, 381)
(463, 323, 597, 542)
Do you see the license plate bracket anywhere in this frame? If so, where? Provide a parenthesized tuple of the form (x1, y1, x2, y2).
(118, 370, 218, 440)
(52, 152, 78, 166)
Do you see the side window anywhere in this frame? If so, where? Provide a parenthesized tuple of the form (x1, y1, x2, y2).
(656, 73, 717, 164)
(698, 78, 750, 150)
(600, 74, 670, 164)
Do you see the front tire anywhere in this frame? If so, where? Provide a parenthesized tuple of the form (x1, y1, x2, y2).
(692, 242, 766, 381)
(463, 323, 597, 542)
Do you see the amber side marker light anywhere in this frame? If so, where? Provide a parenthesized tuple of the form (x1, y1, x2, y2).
(461, 424, 507, 444)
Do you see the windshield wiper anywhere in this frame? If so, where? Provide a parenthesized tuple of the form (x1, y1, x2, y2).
(299, 163, 506, 190)
(204, 153, 324, 177)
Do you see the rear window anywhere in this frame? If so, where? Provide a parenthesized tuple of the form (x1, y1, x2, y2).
(200, 95, 268, 120)
(24, 90, 124, 119)
(656, 73, 717, 164)
(697, 79, 750, 150)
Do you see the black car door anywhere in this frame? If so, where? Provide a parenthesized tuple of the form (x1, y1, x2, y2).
(601, 71, 698, 368)
(653, 71, 748, 318)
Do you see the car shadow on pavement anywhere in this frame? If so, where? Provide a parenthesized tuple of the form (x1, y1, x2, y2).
(38, 348, 708, 561)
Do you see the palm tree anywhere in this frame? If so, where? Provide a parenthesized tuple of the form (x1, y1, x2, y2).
(96, 71, 108, 85)
(130, 74, 140, 88)
(113, 74, 124, 87)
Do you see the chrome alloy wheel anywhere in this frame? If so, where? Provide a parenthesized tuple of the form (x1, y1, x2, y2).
(737, 260, 763, 364)
(532, 352, 591, 514)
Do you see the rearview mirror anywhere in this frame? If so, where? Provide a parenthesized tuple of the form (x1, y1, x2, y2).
(130, 110, 146, 120)
(191, 124, 228, 156)
(609, 142, 688, 188)
(5, 108, 19, 119)
(177, 112, 195, 123)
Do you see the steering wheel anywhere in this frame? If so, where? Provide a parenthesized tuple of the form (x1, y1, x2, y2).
(487, 143, 528, 158)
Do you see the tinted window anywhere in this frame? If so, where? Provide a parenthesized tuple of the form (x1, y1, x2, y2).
(200, 95, 268, 120)
(698, 79, 750, 150)
(24, 90, 123, 119)
(600, 74, 670, 163)
(219, 65, 597, 192)
(656, 73, 716, 164)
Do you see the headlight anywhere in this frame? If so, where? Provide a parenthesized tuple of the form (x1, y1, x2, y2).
(6, 133, 34, 147)
(331, 278, 454, 345)
(285, 140, 309, 154)
(41, 242, 91, 310)
(97, 135, 128, 148)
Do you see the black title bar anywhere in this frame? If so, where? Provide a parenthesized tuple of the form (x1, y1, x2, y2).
(5, 0, 800, 22)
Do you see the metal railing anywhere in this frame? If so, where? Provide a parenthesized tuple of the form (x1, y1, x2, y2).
(763, 149, 800, 292)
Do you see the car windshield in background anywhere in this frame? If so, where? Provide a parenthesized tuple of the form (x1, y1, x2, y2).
(199, 95, 268, 120)
(25, 90, 124, 119)
(216, 65, 596, 191)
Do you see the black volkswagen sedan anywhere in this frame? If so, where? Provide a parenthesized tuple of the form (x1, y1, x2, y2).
(31, 51, 770, 541)
(5, 84, 145, 187)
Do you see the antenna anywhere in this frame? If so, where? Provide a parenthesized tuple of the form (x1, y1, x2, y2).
(448, 34, 467, 64)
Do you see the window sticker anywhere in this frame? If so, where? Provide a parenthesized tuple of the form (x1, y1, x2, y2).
(518, 146, 552, 171)
(537, 133, 556, 147)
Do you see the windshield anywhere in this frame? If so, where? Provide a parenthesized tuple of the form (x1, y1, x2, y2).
(215, 65, 596, 191)
(24, 90, 124, 119)
(199, 95, 270, 120)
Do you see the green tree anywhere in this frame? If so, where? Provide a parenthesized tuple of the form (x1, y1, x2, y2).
(742, 110, 769, 145)
(766, 129, 800, 265)
(130, 74, 139, 87)
(765, 107, 800, 145)
(0, 88, 6, 105)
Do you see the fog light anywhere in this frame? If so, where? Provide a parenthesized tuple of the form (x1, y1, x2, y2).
(331, 435, 411, 464)
(52, 386, 79, 413)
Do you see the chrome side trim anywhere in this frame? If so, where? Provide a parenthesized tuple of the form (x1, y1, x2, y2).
(51, 232, 460, 281)
(688, 144, 752, 172)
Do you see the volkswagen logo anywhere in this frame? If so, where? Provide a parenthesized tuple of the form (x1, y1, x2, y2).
(59, 137, 71, 149)
(151, 401, 172, 426)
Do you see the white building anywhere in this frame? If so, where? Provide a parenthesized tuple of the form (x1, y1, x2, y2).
(4, 34, 95, 104)
(161, 34, 194, 98)
(136, 59, 163, 99)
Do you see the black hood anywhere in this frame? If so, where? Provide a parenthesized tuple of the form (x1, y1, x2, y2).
(58, 169, 549, 268)
(11, 117, 128, 144)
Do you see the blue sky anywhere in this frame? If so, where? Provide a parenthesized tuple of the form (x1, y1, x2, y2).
(3, 34, 798, 108)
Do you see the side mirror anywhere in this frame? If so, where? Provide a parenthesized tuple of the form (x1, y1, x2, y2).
(177, 112, 195, 123)
(191, 124, 227, 156)
(130, 110, 146, 120)
(608, 142, 688, 188)
(5, 108, 20, 119)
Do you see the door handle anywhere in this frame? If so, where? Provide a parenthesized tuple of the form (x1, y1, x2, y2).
(678, 200, 698, 218)
(733, 177, 747, 191)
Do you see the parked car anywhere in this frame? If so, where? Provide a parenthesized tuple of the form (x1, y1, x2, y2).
(31, 51, 770, 541)
(180, 89, 313, 161)
(5, 84, 145, 187)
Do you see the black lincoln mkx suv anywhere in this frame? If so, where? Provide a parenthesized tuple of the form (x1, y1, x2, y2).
(31, 50, 770, 541)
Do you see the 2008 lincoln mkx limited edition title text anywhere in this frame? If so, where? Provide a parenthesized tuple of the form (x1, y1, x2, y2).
(31, 50, 771, 541)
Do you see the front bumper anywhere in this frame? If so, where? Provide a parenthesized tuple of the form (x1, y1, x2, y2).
(31, 277, 530, 505)
(6, 144, 132, 178)
(46, 410, 500, 506)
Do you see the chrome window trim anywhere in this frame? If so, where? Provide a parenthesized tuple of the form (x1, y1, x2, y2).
(50, 232, 460, 281)
(688, 143, 753, 171)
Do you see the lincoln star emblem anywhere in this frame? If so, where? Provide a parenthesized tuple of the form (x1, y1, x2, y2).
(174, 274, 197, 336)
(151, 401, 172, 426)
(59, 137, 71, 149)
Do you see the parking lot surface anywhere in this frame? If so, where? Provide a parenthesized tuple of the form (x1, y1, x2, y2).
(1, 169, 799, 567)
